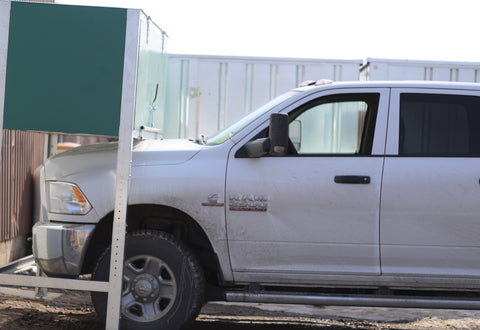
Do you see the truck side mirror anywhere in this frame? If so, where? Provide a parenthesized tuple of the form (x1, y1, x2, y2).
(269, 113, 289, 156)
(244, 113, 289, 158)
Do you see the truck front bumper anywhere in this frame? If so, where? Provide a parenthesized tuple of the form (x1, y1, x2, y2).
(33, 222, 95, 277)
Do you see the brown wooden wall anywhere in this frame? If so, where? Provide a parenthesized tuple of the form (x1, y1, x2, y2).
(0, 130, 45, 242)
(0, 0, 53, 244)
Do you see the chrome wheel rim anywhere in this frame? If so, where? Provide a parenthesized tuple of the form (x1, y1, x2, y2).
(122, 255, 177, 322)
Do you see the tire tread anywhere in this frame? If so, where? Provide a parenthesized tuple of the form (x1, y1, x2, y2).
(91, 230, 205, 330)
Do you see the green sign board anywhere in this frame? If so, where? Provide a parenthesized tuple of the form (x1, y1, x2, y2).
(3, 2, 127, 136)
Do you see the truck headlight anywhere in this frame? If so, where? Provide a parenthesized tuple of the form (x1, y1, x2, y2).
(47, 182, 92, 215)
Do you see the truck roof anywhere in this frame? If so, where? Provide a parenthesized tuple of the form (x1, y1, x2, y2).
(295, 80, 480, 92)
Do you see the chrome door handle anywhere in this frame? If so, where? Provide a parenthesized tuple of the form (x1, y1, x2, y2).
(334, 175, 371, 184)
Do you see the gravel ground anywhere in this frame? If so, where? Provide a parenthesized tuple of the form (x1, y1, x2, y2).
(0, 289, 480, 329)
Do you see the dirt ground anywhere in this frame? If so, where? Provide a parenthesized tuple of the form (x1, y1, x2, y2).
(1, 289, 480, 330)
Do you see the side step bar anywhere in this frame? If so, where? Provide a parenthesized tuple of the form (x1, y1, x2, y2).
(0, 254, 35, 274)
(226, 291, 480, 310)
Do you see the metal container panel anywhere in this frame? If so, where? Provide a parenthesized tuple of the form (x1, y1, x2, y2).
(133, 13, 168, 134)
(361, 58, 480, 83)
(0, 130, 45, 242)
(165, 55, 362, 139)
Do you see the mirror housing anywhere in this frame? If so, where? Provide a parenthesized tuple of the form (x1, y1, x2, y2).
(244, 137, 270, 158)
(244, 113, 289, 158)
(268, 113, 289, 156)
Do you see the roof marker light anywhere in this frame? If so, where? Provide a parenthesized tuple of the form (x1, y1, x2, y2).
(315, 79, 333, 85)
(299, 80, 316, 87)
(299, 79, 333, 87)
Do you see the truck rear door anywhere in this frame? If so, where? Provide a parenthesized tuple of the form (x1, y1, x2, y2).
(381, 88, 480, 277)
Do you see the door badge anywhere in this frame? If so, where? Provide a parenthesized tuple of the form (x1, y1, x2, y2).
(201, 193, 224, 207)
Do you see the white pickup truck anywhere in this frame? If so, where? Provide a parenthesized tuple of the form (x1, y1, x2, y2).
(33, 80, 480, 329)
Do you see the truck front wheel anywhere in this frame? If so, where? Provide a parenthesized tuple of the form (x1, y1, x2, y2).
(91, 230, 205, 329)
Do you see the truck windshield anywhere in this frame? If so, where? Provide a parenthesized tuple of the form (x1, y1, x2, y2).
(206, 91, 298, 146)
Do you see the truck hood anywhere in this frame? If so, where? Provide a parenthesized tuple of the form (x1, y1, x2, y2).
(44, 139, 203, 180)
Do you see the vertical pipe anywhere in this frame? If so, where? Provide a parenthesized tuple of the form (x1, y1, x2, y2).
(178, 60, 190, 138)
(424, 67, 433, 81)
(194, 88, 200, 139)
(249, 64, 254, 114)
(269, 64, 279, 100)
(243, 64, 249, 115)
(334, 65, 343, 81)
(269, 64, 274, 100)
(295, 65, 305, 86)
(178, 60, 185, 138)
(332, 103, 339, 152)
(223, 63, 229, 128)
(183, 63, 190, 138)
(243, 63, 254, 115)
(217, 63, 223, 131)
(274, 65, 279, 98)
(217, 62, 229, 130)
(449, 68, 459, 82)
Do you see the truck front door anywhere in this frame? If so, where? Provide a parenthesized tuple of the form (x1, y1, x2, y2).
(225, 88, 390, 284)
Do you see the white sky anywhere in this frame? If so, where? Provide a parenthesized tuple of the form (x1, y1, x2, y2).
(56, 0, 480, 63)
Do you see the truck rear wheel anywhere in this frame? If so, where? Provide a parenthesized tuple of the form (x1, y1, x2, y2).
(91, 230, 205, 330)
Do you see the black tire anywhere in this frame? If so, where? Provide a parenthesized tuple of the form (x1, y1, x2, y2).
(91, 230, 205, 330)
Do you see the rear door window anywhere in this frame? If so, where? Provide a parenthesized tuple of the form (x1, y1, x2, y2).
(400, 93, 480, 156)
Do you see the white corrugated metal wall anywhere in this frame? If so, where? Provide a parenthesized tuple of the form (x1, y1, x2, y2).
(360, 58, 480, 82)
(165, 55, 480, 140)
(165, 55, 362, 139)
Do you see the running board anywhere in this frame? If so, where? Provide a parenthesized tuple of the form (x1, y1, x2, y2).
(0, 254, 35, 274)
(226, 291, 480, 310)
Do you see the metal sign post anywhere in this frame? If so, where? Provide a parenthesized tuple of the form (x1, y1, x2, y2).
(105, 9, 139, 328)
(0, 1, 8, 165)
